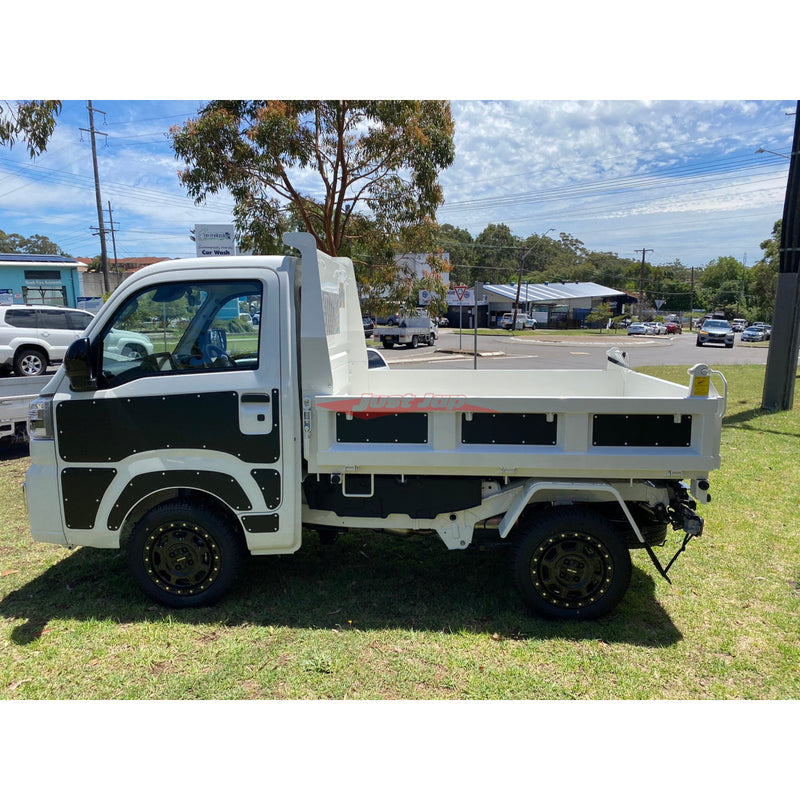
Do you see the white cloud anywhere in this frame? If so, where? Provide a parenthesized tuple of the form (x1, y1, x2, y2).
(439, 99, 793, 263)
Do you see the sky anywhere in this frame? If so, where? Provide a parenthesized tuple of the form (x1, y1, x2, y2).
(2, 6, 798, 271)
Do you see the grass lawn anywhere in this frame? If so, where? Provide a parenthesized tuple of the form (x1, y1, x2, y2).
(1, 364, 798, 702)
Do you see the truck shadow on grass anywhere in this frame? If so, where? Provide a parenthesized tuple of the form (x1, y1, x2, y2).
(722, 401, 800, 438)
(1, 530, 682, 648)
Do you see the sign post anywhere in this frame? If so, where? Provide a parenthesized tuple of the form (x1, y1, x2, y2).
(454, 285, 467, 349)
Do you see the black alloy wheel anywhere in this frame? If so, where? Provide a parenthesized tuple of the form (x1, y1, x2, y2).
(128, 500, 246, 608)
(512, 507, 631, 621)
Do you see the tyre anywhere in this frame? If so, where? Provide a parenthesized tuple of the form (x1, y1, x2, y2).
(13, 348, 47, 376)
(122, 343, 147, 359)
(695, 339, 703, 347)
(382, 340, 395, 350)
(512, 507, 631, 620)
(127, 500, 246, 608)
(407, 335, 419, 349)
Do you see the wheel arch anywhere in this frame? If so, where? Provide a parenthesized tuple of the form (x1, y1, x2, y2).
(498, 480, 645, 545)
(113, 482, 248, 548)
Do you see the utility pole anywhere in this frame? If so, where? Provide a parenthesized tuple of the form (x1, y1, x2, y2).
(81, 101, 110, 294)
(635, 247, 653, 320)
(513, 228, 553, 331)
(762, 100, 800, 411)
(91, 202, 120, 290)
(107, 201, 119, 283)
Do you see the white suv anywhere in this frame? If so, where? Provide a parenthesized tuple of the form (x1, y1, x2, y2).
(0, 305, 153, 376)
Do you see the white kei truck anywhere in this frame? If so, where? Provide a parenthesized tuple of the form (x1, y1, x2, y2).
(24, 233, 727, 620)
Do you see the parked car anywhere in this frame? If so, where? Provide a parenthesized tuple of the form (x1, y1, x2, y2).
(500, 312, 535, 330)
(751, 322, 771, 340)
(740, 326, 766, 343)
(366, 347, 390, 370)
(696, 319, 734, 348)
(362, 316, 375, 338)
(0, 305, 154, 376)
(103, 326, 155, 360)
(645, 321, 667, 335)
(731, 318, 747, 332)
(665, 321, 682, 334)
(626, 322, 649, 336)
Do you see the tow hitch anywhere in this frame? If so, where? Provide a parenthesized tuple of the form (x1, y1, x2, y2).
(644, 493, 705, 584)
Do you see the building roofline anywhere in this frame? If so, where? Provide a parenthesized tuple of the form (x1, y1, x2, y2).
(0, 254, 82, 265)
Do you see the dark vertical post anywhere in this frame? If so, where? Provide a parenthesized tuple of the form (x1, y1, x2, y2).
(762, 102, 800, 411)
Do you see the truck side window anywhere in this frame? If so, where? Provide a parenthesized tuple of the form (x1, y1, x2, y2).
(98, 279, 262, 387)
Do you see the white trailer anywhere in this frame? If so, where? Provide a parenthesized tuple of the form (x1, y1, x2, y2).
(24, 233, 726, 619)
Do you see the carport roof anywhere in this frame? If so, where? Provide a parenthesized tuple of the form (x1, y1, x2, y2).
(483, 281, 625, 304)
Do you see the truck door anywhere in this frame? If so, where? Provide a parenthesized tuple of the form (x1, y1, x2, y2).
(52, 270, 298, 557)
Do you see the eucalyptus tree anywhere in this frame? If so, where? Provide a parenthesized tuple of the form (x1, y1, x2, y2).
(170, 101, 455, 313)
(0, 101, 61, 157)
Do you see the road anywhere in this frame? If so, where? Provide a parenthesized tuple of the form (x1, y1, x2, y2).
(377, 329, 776, 371)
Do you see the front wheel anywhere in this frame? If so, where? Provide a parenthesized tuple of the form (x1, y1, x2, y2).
(127, 500, 246, 608)
(512, 507, 631, 620)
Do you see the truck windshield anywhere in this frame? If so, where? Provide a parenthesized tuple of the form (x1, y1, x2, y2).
(98, 279, 262, 387)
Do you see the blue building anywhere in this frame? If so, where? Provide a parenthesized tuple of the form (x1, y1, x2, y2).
(0, 254, 83, 307)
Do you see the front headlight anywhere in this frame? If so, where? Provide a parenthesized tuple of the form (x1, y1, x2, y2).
(28, 397, 54, 440)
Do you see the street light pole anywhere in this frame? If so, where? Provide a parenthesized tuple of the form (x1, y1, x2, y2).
(755, 147, 791, 159)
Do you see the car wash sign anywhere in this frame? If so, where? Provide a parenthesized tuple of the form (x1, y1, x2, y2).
(195, 224, 235, 257)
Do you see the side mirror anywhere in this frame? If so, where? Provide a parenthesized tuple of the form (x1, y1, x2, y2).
(64, 337, 96, 391)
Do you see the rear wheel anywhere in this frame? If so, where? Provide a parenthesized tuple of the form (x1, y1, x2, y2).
(127, 500, 246, 608)
(406, 335, 419, 349)
(512, 507, 631, 620)
(14, 348, 47, 376)
(382, 340, 395, 350)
